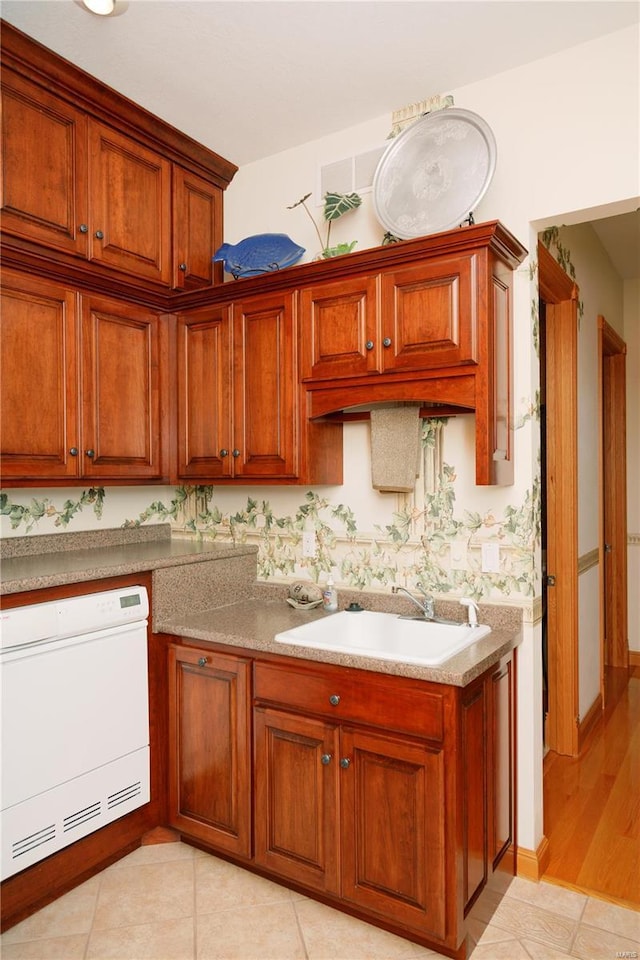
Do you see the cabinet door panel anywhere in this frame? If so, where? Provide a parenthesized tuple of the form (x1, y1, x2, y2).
(0, 271, 80, 479)
(173, 167, 223, 290)
(1, 73, 89, 256)
(89, 122, 171, 284)
(254, 707, 340, 893)
(233, 292, 297, 478)
(81, 295, 164, 479)
(176, 307, 232, 479)
(341, 728, 446, 939)
(168, 646, 251, 857)
(488, 658, 515, 872)
(299, 276, 378, 380)
(381, 255, 477, 371)
(462, 680, 487, 909)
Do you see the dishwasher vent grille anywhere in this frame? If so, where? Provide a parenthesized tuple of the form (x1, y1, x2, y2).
(2, 748, 150, 880)
(108, 781, 142, 810)
(64, 800, 102, 833)
(12, 823, 56, 862)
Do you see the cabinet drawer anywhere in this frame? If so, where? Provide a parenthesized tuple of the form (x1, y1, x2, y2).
(254, 660, 444, 742)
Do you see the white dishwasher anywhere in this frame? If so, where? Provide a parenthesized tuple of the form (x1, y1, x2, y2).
(0, 585, 150, 880)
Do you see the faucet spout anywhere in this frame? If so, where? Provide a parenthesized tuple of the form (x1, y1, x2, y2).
(460, 597, 480, 627)
(392, 586, 435, 619)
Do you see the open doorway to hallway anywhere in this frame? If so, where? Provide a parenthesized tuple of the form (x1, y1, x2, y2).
(538, 209, 638, 905)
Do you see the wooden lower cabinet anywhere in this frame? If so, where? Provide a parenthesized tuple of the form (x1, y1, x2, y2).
(254, 706, 446, 937)
(168, 646, 252, 857)
(340, 727, 446, 939)
(168, 644, 516, 959)
(254, 707, 340, 892)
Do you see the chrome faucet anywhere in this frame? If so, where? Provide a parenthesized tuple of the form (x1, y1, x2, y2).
(392, 585, 435, 620)
(460, 597, 480, 627)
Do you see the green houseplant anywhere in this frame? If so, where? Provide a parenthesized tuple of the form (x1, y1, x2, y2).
(288, 191, 362, 259)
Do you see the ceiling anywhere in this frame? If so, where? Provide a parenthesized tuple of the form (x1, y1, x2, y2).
(1, 0, 639, 278)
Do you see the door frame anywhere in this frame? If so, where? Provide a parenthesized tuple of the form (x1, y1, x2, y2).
(598, 315, 628, 684)
(538, 243, 580, 756)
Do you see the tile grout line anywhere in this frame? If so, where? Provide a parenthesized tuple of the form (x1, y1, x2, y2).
(192, 855, 198, 960)
(291, 898, 311, 960)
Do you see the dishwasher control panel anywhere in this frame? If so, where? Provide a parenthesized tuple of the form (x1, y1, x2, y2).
(0, 585, 149, 651)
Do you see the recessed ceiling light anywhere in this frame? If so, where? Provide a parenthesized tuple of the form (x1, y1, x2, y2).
(82, 0, 116, 15)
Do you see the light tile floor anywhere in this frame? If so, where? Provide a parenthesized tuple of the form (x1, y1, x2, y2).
(1, 842, 638, 960)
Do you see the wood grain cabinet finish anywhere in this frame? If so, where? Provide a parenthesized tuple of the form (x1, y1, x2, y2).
(231, 291, 298, 479)
(300, 255, 476, 382)
(0, 271, 168, 482)
(176, 305, 233, 480)
(253, 658, 457, 950)
(87, 122, 172, 285)
(0, 271, 80, 480)
(168, 645, 252, 857)
(80, 294, 167, 480)
(172, 167, 223, 291)
(0, 71, 90, 258)
(132, 638, 516, 959)
(254, 706, 341, 893)
(175, 294, 343, 485)
(298, 223, 526, 486)
(0, 23, 236, 295)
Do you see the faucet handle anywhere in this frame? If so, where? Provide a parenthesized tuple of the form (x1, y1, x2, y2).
(460, 597, 480, 627)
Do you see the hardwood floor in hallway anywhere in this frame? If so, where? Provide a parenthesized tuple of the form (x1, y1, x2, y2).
(543, 666, 640, 909)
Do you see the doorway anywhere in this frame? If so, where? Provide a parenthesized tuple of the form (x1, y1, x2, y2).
(599, 315, 629, 689)
(538, 242, 579, 757)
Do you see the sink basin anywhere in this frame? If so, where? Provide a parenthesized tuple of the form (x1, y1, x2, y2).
(274, 610, 491, 666)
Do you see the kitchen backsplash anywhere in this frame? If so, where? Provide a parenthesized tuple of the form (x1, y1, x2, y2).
(0, 419, 540, 605)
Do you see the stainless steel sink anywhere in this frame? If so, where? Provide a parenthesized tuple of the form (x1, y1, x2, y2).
(274, 610, 491, 666)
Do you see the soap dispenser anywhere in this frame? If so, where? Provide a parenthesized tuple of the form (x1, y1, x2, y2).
(322, 576, 338, 612)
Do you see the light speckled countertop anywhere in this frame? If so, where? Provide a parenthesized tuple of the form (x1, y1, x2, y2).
(0, 524, 521, 686)
(158, 594, 521, 687)
(0, 525, 256, 595)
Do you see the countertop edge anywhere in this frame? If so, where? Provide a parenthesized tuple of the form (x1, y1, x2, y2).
(156, 606, 522, 687)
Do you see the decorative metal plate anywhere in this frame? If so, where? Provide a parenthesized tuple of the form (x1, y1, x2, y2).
(372, 108, 497, 239)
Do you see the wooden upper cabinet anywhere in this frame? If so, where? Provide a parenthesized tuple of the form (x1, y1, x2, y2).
(299, 275, 378, 380)
(80, 294, 166, 480)
(300, 254, 477, 383)
(0, 71, 89, 258)
(88, 121, 172, 285)
(176, 305, 232, 480)
(380, 254, 477, 372)
(0, 23, 237, 294)
(232, 291, 298, 479)
(173, 167, 223, 290)
(0, 271, 80, 480)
